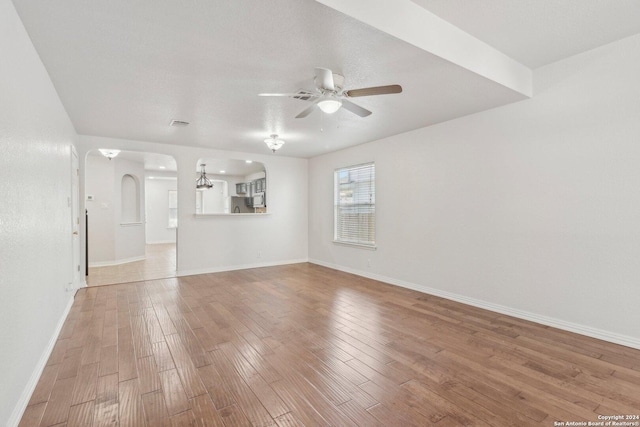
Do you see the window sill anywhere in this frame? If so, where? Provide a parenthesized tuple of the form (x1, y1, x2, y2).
(332, 240, 377, 250)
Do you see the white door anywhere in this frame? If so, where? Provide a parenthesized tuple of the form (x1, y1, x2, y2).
(71, 149, 81, 289)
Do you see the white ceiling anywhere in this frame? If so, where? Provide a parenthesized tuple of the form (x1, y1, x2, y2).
(13, 0, 640, 158)
(411, 0, 640, 69)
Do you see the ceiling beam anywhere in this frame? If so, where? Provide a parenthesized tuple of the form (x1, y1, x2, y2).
(314, 0, 532, 97)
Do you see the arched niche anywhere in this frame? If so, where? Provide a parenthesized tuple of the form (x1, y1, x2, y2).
(121, 174, 141, 223)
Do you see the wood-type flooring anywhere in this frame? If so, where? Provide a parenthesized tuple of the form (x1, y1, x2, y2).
(87, 243, 176, 287)
(19, 263, 640, 426)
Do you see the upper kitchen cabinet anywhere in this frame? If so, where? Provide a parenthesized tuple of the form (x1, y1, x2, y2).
(254, 177, 266, 193)
(236, 182, 248, 194)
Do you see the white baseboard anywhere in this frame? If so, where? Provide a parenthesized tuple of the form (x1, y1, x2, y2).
(177, 258, 309, 278)
(89, 255, 145, 267)
(309, 259, 640, 351)
(146, 240, 176, 245)
(8, 295, 75, 427)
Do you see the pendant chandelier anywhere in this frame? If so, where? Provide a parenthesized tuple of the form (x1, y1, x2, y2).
(264, 134, 285, 152)
(98, 149, 120, 160)
(196, 164, 213, 189)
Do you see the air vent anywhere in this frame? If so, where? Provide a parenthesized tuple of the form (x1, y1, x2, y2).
(170, 119, 190, 127)
(292, 90, 314, 101)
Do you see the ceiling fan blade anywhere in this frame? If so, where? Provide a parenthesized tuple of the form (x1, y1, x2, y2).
(345, 84, 402, 98)
(314, 67, 335, 91)
(341, 99, 372, 117)
(295, 99, 320, 118)
(258, 93, 309, 97)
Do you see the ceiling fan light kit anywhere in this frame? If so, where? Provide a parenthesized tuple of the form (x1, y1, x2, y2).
(317, 97, 342, 114)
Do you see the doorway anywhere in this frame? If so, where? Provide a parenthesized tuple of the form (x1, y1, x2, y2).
(84, 150, 178, 286)
(70, 148, 81, 289)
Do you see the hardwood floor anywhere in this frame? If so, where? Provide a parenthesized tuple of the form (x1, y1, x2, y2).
(20, 263, 640, 426)
(87, 243, 176, 287)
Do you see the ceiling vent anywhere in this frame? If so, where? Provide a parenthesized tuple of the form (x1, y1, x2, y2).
(170, 119, 190, 127)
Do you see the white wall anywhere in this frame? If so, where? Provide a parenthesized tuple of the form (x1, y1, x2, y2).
(0, 0, 78, 425)
(309, 33, 640, 349)
(85, 154, 115, 262)
(200, 176, 229, 214)
(78, 136, 309, 276)
(85, 154, 146, 265)
(145, 176, 178, 244)
(114, 158, 145, 262)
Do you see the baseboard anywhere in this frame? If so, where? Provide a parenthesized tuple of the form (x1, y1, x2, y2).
(309, 259, 640, 350)
(7, 295, 75, 427)
(146, 240, 176, 245)
(177, 258, 309, 277)
(89, 255, 145, 267)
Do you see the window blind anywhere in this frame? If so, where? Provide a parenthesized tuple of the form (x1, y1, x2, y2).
(334, 163, 375, 246)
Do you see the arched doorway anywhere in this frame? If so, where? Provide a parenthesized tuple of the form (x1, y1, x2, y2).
(84, 150, 178, 286)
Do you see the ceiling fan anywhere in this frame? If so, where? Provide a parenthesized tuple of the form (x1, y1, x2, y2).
(259, 68, 402, 118)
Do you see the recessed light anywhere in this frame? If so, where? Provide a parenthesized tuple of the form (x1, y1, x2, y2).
(159, 166, 166, 169)
(245, 160, 253, 164)
(219, 170, 226, 174)
(149, 177, 155, 180)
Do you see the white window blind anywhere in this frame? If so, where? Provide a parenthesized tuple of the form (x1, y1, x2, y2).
(334, 163, 375, 246)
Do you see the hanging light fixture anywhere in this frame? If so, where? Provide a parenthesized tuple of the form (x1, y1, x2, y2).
(264, 134, 285, 152)
(196, 164, 213, 189)
(98, 149, 120, 160)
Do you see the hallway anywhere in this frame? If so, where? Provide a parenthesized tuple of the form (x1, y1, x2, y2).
(87, 243, 176, 286)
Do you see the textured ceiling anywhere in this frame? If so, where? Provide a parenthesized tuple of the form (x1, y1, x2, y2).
(410, 0, 640, 68)
(12, 0, 640, 157)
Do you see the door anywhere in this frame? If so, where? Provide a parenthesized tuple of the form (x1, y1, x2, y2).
(70, 148, 81, 289)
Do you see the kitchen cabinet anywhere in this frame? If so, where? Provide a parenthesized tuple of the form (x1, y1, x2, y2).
(254, 178, 266, 193)
(236, 182, 248, 194)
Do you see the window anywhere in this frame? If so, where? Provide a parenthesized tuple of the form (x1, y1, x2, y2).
(334, 162, 375, 247)
(168, 190, 178, 228)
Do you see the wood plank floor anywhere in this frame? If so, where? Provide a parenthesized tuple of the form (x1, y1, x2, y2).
(87, 243, 176, 287)
(19, 263, 640, 426)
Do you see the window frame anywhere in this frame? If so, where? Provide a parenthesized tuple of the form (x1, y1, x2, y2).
(333, 162, 376, 249)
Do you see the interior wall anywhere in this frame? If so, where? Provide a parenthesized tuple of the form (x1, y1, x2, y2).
(85, 154, 115, 262)
(113, 158, 145, 262)
(78, 136, 309, 276)
(200, 177, 229, 214)
(145, 177, 178, 244)
(308, 33, 640, 348)
(85, 154, 146, 265)
(0, 0, 78, 425)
